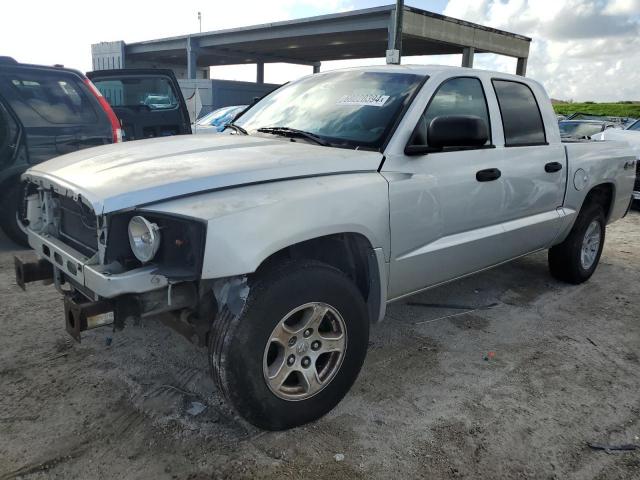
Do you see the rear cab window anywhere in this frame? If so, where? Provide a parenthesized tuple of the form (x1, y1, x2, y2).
(492, 79, 546, 146)
(1, 69, 97, 126)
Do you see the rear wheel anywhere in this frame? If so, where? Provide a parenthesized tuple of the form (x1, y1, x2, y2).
(208, 260, 369, 430)
(0, 182, 28, 247)
(548, 202, 605, 284)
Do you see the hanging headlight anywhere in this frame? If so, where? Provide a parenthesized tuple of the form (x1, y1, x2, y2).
(128, 216, 161, 263)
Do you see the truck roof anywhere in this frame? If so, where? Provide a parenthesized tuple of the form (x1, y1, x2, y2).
(310, 64, 545, 93)
(318, 64, 531, 81)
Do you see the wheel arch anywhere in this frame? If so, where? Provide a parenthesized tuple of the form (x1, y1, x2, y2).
(254, 232, 386, 323)
(583, 182, 615, 221)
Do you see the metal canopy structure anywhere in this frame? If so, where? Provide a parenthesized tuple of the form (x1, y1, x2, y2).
(93, 4, 531, 80)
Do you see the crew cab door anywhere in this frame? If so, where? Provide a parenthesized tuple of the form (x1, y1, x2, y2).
(383, 76, 515, 299)
(382, 74, 566, 300)
(87, 69, 192, 141)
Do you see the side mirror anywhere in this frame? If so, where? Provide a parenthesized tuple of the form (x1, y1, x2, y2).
(405, 115, 489, 155)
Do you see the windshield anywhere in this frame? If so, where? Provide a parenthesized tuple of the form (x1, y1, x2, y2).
(235, 70, 425, 149)
(559, 121, 603, 138)
(196, 105, 246, 128)
(92, 76, 179, 110)
(628, 120, 640, 131)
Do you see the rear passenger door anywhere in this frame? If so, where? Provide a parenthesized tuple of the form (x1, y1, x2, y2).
(490, 79, 567, 257)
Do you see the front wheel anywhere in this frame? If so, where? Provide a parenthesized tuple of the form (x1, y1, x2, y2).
(548, 202, 606, 284)
(208, 260, 369, 430)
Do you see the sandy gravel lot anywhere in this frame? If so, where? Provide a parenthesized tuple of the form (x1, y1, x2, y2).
(1, 212, 639, 480)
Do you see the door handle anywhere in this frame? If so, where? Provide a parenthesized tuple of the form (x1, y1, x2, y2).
(545, 162, 563, 173)
(623, 159, 637, 170)
(476, 168, 501, 182)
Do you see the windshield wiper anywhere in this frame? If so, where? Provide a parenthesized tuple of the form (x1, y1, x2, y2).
(257, 126, 331, 147)
(223, 123, 248, 135)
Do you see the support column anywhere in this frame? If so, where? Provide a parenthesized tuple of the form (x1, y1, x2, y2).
(462, 47, 475, 68)
(386, 0, 404, 64)
(516, 57, 527, 76)
(313, 62, 321, 74)
(187, 36, 199, 79)
(257, 62, 264, 84)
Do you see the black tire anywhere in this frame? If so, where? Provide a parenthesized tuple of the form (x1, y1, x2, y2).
(0, 181, 28, 247)
(209, 260, 369, 430)
(548, 201, 606, 284)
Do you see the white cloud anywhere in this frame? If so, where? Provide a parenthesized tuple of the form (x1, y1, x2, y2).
(604, 0, 640, 14)
(443, 0, 640, 101)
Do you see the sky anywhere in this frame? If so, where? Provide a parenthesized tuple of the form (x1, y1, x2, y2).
(1, 0, 638, 101)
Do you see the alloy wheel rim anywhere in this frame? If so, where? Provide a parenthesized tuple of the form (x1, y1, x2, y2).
(263, 302, 347, 401)
(580, 220, 601, 270)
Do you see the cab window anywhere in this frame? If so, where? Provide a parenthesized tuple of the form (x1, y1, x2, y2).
(414, 77, 491, 146)
(492, 79, 546, 146)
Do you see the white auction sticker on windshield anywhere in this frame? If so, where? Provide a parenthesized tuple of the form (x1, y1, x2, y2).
(336, 94, 390, 107)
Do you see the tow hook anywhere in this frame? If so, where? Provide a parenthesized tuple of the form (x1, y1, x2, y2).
(64, 295, 115, 342)
(14, 256, 53, 290)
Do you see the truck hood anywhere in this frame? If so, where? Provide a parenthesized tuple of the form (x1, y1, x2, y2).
(24, 134, 383, 214)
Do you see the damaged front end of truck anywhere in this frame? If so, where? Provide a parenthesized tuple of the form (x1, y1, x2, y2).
(14, 176, 245, 345)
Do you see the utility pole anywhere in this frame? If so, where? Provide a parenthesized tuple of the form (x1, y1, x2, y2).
(386, 0, 403, 64)
(198, 11, 202, 33)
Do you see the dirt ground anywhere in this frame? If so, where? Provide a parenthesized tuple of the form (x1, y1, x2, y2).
(1, 212, 639, 480)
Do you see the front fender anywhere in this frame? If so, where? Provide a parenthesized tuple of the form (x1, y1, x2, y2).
(142, 173, 391, 279)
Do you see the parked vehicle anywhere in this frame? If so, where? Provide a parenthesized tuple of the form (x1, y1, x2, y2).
(565, 112, 635, 128)
(14, 66, 636, 430)
(86, 69, 191, 141)
(558, 119, 617, 139)
(0, 57, 122, 245)
(0, 63, 192, 245)
(193, 105, 248, 134)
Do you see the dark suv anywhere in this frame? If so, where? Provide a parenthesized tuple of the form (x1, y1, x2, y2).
(0, 57, 123, 244)
(0, 58, 191, 245)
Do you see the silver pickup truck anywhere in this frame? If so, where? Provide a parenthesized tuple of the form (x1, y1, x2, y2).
(14, 65, 636, 430)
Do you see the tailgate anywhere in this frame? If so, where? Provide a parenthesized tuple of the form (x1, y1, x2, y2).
(87, 69, 192, 141)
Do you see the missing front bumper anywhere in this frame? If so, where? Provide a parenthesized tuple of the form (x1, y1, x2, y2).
(64, 296, 115, 342)
(14, 256, 53, 290)
(16, 253, 201, 342)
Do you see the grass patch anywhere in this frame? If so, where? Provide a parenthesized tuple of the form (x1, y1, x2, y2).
(553, 103, 640, 118)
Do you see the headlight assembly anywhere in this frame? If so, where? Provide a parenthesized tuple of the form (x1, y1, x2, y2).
(128, 215, 161, 263)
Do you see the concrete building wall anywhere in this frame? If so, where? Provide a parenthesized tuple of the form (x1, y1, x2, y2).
(91, 41, 126, 70)
(91, 42, 209, 78)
